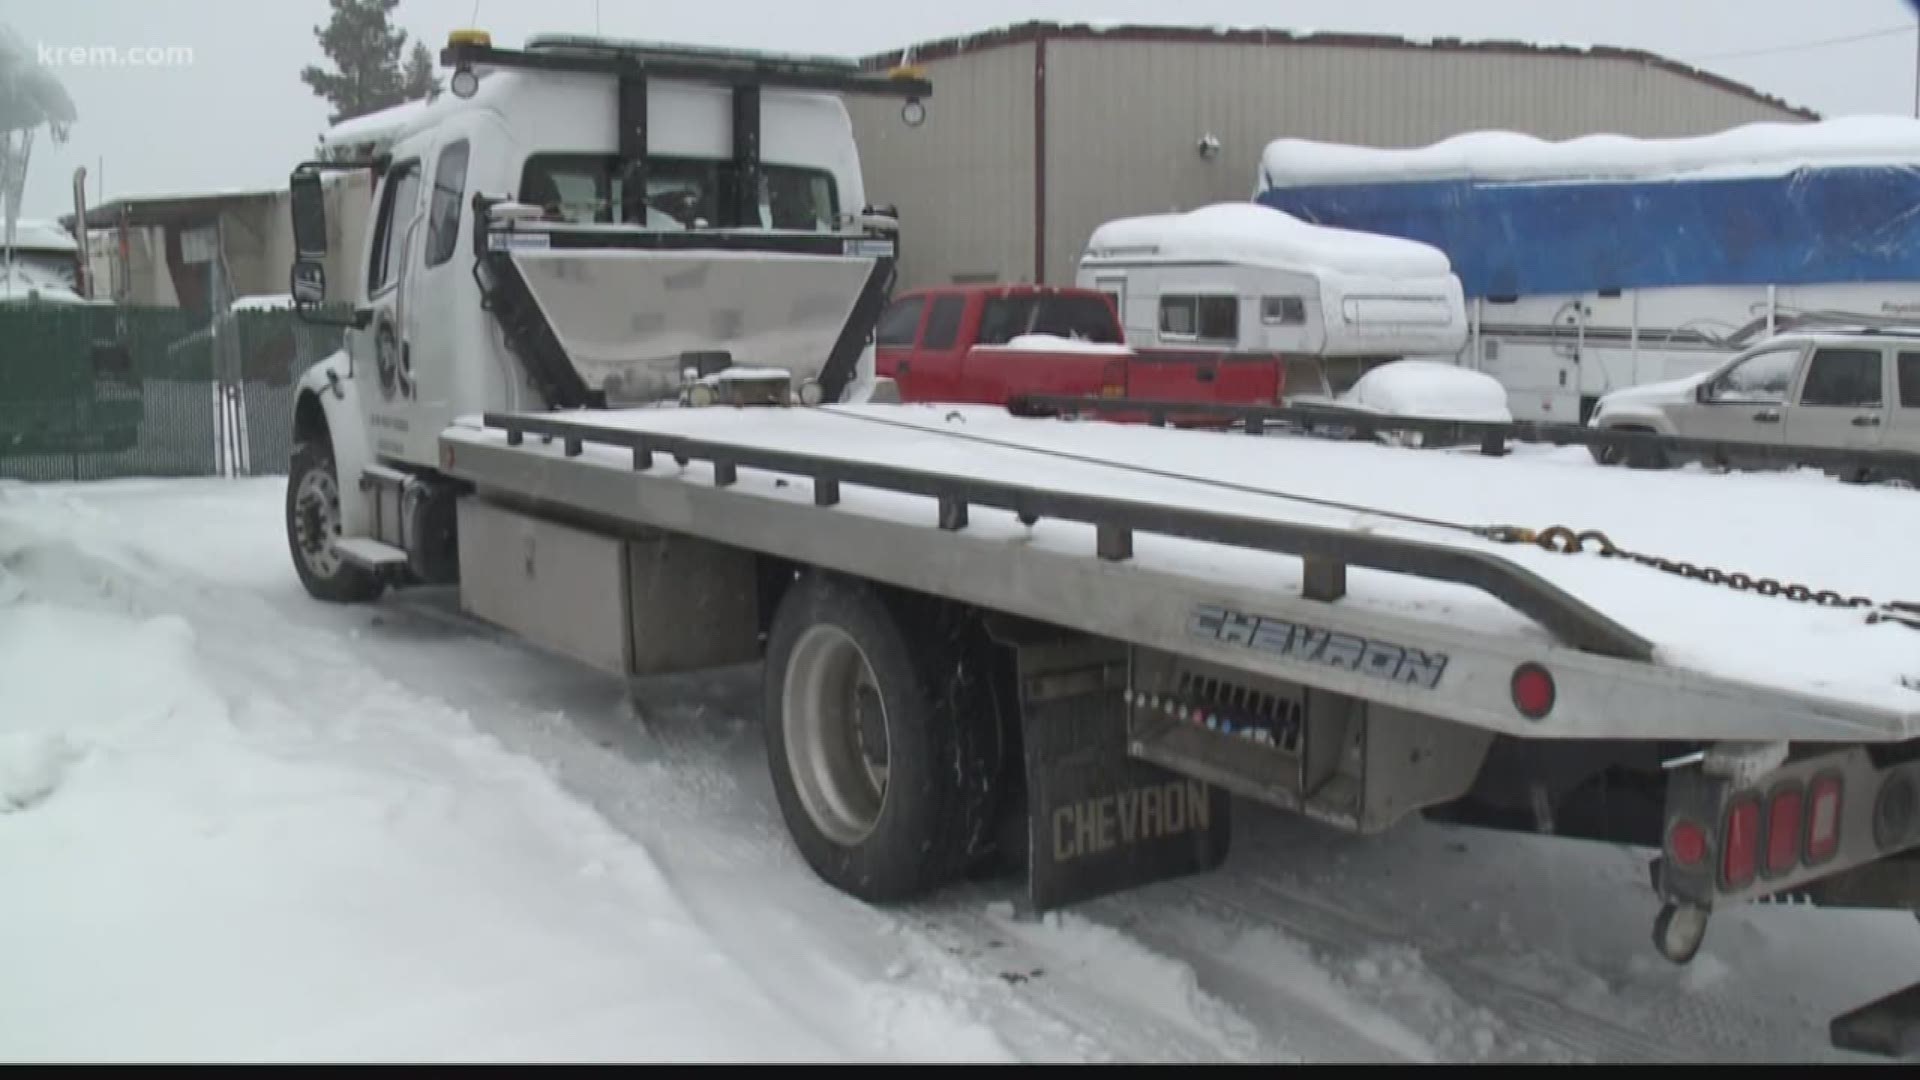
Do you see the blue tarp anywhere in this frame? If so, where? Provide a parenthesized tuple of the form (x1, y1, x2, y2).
(1254, 166, 1920, 299)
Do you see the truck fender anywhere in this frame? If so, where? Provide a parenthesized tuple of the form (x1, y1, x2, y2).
(292, 349, 373, 538)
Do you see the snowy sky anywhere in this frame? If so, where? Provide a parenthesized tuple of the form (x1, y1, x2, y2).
(9, 0, 1920, 219)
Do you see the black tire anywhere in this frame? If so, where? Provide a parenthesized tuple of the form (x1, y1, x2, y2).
(763, 573, 1000, 903)
(286, 439, 384, 604)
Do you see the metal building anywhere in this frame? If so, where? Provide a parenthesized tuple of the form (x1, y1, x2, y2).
(845, 22, 1816, 292)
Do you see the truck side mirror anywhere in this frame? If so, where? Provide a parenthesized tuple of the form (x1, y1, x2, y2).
(290, 168, 329, 259)
(291, 259, 326, 305)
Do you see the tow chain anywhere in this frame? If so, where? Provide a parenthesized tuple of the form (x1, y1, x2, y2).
(1480, 525, 1920, 629)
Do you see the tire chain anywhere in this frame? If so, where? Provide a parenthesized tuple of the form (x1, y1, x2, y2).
(1480, 524, 1920, 629)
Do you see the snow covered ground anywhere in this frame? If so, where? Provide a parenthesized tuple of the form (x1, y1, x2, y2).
(3, 475, 1917, 1062)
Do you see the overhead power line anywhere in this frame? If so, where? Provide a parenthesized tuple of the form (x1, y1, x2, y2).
(1682, 22, 1914, 64)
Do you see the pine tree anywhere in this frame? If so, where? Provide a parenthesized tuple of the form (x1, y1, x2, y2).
(299, 0, 435, 125)
(401, 41, 441, 100)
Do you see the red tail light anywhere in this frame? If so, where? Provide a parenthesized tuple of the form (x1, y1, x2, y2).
(1806, 774, 1842, 865)
(1722, 797, 1761, 890)
(1667, 819, 1708, 868)
(1765, 786, 1804, 877)
(1510, 663, 1555, 719)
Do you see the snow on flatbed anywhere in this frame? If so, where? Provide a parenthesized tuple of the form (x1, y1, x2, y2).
(450, 403, 1920, 721)
(6, 478, 1918, 1062)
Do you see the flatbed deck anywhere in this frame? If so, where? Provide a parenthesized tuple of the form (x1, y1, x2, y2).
(437, 403, 1920, 744)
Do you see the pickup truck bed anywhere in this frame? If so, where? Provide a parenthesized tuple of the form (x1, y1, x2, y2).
(439, 403, 1920, 743)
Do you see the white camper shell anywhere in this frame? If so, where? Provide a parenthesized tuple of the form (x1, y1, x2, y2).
(1075, 204, 1469, 364)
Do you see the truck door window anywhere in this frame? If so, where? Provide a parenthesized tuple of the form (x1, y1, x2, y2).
(1704, 346, 1798, 404)
(920, 296, 965, 349)
(876, 297, 925, 347)
(1900, 353, 1920, 408)
(425, 140, 470, 268)
(1159, 295, 1238, 342)
(1797, 348, 1883, 408)
(367, 160, 422, 296)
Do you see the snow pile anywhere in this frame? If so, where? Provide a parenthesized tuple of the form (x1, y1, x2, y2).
(1337, 360, 1512, 421)
(1001, 333, 1131, 356)
(1082, 203, 1452, 277)
(230, 293, 294, 313)
(1259, 115, 1920, 188)
(0, 483, 1011, 1062)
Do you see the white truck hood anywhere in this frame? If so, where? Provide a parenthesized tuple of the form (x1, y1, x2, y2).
(1591, 370, 1710, 420)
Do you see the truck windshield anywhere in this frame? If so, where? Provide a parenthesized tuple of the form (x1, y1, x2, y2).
(519, 153, 839, 231)
(976, 294, 1123, 345)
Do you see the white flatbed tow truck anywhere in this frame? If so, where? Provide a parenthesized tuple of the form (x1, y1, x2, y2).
(283, 30, 1920, 1058)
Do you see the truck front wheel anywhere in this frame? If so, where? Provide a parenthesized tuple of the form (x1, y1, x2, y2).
(286, 439, 384, 603)
(763, 573, 998, 903)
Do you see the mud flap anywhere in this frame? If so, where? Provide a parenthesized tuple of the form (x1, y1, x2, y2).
(1832, 982, 1920, 1059)
(1012, 632, 1230, 912)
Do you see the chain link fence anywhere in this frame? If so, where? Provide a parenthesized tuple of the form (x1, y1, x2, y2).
(0, 303, 343, 481)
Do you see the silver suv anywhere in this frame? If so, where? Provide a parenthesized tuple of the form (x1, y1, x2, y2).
(1587, 328, 1920, 476)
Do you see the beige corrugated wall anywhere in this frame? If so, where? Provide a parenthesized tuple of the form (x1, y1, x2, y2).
(845, 42, 1036, 292)
(854, 36, 1809, 290)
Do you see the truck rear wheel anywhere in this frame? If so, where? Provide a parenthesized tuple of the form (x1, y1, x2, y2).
(763, 573, 998, 903)
(286, 439, 384, 604)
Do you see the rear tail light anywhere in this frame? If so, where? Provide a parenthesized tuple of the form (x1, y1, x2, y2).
(1509, 663, 1555, 720)
(1100, 359, 1126, 399)
(1765, 786, 1804, 877)
(1667, 819, 1708, 868)
(1722, 796, 1761, 890)
(1806, 773, 1842, 865)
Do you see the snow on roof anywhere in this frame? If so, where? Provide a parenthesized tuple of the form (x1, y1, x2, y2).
(0, 268, 87, 305)
(5, 219, 77, 253)
(320, 96, 436, 156)
(1259, 116, 1920, 188)
(1081, 203, 1451, 277)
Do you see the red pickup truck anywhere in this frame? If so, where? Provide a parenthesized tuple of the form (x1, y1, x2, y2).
(873, 284, 1282, 411)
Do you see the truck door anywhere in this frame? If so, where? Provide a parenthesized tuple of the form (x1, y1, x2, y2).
(405, 138, 472, 428)
(354, 156, 426, 461)
(1682, 341, 1802, 451)
(911, 293, 970, 402)
(1783, 345, 1889, 453)
(874, 294, 926, 396)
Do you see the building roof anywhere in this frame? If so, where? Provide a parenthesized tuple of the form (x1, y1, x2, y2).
(4, 219, 78, 253)
(858, 20, 1819, 122)
(78, 186, 283, 230)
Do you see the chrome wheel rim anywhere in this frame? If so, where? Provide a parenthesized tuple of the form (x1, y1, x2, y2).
(783, 624, 891, 845)
(293, 466, 342, 578)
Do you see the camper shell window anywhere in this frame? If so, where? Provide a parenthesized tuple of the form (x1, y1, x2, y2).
(518, 153, 839, 231)
(1261, 296, 1306, 326)
(1160, 295, 1238, 342)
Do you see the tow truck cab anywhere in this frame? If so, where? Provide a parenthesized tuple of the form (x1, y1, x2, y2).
(280, 30, 928, 597)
